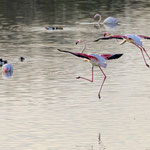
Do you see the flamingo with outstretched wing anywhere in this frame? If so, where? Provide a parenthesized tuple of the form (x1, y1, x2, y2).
(57, 40, 123, 99)
(94, 32, 150, 67)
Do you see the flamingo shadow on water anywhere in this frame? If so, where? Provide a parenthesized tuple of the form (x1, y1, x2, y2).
(94, 32, 150, 68)
(57, 40, 123, 99)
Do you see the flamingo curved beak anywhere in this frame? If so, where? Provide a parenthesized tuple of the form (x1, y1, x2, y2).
(76, 40, 80, 45)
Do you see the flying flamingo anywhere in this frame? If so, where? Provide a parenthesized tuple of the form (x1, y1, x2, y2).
(94, 32, 150, 67)
(94, 13, 120, 25)
(102, 32, 150, 40)
(57, 40, 123, 99)
(0, 59, 13, 72)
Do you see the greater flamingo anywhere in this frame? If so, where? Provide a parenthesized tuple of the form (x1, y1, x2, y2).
(0, 59, 13, 72)
(57, 40, 123, 99)
(94, 13, 120, 25)
(94, 32, 150, 67)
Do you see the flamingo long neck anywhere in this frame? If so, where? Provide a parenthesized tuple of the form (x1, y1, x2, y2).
(81, 40, 86, 53)
(98, 14, 102, 24)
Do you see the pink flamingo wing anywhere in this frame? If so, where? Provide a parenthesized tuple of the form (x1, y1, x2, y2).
(73, 52, 99, 61)
(101, 54, 113, 60)
(111, 35, 123, 38)
(101, 54, 123, 60)
(138, 35, 150, 39)
(88, 55, 99, 60)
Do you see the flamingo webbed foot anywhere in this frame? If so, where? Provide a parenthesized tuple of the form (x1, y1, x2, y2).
(98, 94, 101, 99)
(76, 76, 81, 79)
(146, 64, 150, 68)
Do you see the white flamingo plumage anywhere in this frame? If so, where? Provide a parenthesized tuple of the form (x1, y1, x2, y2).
(2, 63, 13, 73)
(94, 13, 120, 25)
(57, 40, 123, 99)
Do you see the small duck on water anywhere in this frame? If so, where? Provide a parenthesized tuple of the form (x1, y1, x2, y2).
(19, 56, 25, 62)
(45, 26, 63, 30)
(0, 59, 7, 67)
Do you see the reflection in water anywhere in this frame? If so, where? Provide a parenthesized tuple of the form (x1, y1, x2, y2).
(94, 13, 120, 25)
(0, 0, 150, 150)
(103, 23, 120, 31)
(45, 26, 63, 30)
(94, 23, 120, 32)
(98, 133, 105, 150)
(76, 133, 105, 150)
(2, 71, 13, 79)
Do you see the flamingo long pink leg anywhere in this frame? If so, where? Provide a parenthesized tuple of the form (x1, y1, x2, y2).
(141, 46, 150, 60)
(76, 66, 94, 82)
(134, 43, 149, 67)
(98, 66, 106, 99)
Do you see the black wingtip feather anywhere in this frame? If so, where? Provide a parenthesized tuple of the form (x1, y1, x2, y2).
(57, 49, 72, 54)
(93, 39, 100, 42)
(107, 54, 123, 60)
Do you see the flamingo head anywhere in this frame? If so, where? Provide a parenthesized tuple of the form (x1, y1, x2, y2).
(76, 39, 82, 45)
(94, 13, 100, 19)
(104, 32, 111, 37)
(76, 39, 86, 53)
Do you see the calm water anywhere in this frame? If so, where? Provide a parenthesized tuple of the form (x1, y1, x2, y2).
(0, 0, 150, 150)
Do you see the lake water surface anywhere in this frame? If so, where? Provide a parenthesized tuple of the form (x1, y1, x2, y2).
(0, 0, 150, 150)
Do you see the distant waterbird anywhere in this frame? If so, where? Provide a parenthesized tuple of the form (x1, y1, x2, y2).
(19, 57, 25, 62)
(45, 26, 63, 30)
(94, 13, 120, 25)
(0, 59, 7, 67)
